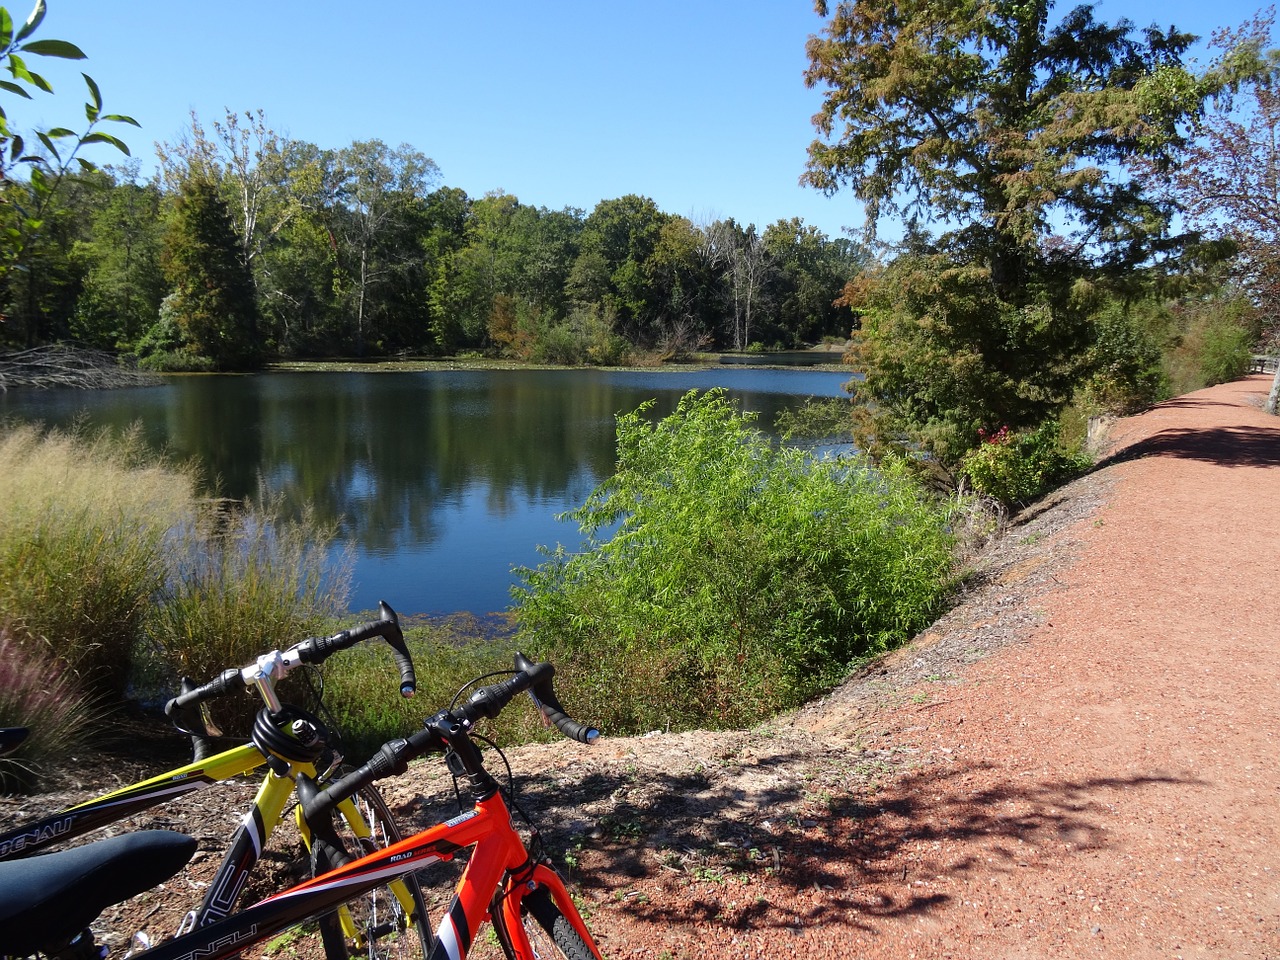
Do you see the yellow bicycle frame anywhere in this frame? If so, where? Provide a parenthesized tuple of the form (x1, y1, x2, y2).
(0, 735, 423, 948)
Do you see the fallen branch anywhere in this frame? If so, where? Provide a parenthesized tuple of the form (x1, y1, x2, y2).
(0, 345, 160, 391)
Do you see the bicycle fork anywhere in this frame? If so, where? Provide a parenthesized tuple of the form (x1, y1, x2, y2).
(297, 789, 429, 950)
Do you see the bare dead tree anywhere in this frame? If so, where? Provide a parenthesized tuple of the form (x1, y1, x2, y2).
(700, 219, 771, 350)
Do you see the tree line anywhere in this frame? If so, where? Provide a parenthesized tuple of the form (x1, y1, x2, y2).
(3, 0, 1278, 474)
(0, 109, 866, 370)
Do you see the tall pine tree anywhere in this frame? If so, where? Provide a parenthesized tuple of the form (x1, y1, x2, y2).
(162, 175, 263, 370)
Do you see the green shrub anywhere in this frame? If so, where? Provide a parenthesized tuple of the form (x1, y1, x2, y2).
(1197, 319, 1253, 386)
(137, 349, 218, 373)
(529, 306, 630, 367)
(1078, 300, 1170, 415)
(0, 627, 101, 792)
(961, 422, 1091, 508)
(1165, 291, 1261, 394)
(845, 255, 1092, 469)
(511, 389, 958, 734)
(775, 396, 857, 443)
(133, 297, 218, 372)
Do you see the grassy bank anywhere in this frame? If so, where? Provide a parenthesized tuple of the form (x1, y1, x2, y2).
(1, 391, 964, 784)
(0, 422, 348, 788)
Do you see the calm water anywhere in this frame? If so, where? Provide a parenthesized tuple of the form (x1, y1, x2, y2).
(0, 367, 852, 615)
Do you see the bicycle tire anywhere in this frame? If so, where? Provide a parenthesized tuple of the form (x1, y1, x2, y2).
(314, 784, 433, 960)
(499, 886, 600, 960)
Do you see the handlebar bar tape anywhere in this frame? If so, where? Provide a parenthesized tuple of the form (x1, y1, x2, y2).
(300, 727, 441, 826)
(164, 667, 245, 719)
(167, 676, 222, 750)
(514, 652, 600, 744)
(297, 601, 417, 697)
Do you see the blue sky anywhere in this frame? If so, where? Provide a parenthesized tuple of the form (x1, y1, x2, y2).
(8, 0, 1268, 242)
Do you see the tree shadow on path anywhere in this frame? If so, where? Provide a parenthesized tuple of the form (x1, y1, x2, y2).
(1097, 423, 1280, 470)
(498, 744, 1198, 935)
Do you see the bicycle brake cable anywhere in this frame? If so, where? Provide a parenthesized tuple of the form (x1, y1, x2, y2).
(471, 732, 516, 799)
(471, 730, 546, 842)
(297, 663, 347, 769)
(468, 730, 548, 880)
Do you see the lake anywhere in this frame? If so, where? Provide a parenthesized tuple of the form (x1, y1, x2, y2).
(0, 366, 853, 616)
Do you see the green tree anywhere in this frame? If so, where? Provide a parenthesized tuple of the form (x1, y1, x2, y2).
(422, 185, 472, 353)
(69, 161, 166, 350)
(761, 218, 866, 345)
(645, 215, 715, 357)
(571, 194, 670, 343)
(804, 0, 1208, 297)
(803, 0, 1256, 467)
(434, 193, 589, 359)
(158, 174, 262, 370)
(431, 191, 516, 352)
(844, 252, 1095, 465)
(156, 110, 293, 272)
(1161, 12, 1280, 411)
(156, 111, 335, 358)
(255, 210, 338, 357)
(0, 0, 137, 345)
(328, 139, 439, 353)
(2, 165, 97, 344)
(491, 200, 585, 359)
(249, 138, 343, 356)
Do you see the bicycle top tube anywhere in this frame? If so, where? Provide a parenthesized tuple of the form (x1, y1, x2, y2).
(0, 740, 267, 860)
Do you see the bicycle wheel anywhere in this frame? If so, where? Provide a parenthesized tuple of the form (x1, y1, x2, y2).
(314, 784, 433, 960)
(496, 886, 600, 960)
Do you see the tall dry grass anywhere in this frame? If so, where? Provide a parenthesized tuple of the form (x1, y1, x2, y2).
(0, 423, 197, 697)
(0, 421, 353, 769)
(145, 501, 350, 736)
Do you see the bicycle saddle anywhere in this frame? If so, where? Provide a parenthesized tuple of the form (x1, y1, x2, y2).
(0, 728, 28, 757)
(0, 829, 197, 955)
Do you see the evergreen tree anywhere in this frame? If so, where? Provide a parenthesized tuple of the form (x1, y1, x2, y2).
(160, 175, 263, 370)
(803, 0, 1268, 467)
(71, 166, 167, 351)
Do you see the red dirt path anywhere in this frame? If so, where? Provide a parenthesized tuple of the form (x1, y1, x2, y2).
(563, 375, 1280, 959)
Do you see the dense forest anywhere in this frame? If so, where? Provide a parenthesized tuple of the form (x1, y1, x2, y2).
(0, 111, 866, 370)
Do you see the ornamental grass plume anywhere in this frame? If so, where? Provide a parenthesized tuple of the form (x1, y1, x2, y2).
(0, 625, 101, 792)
